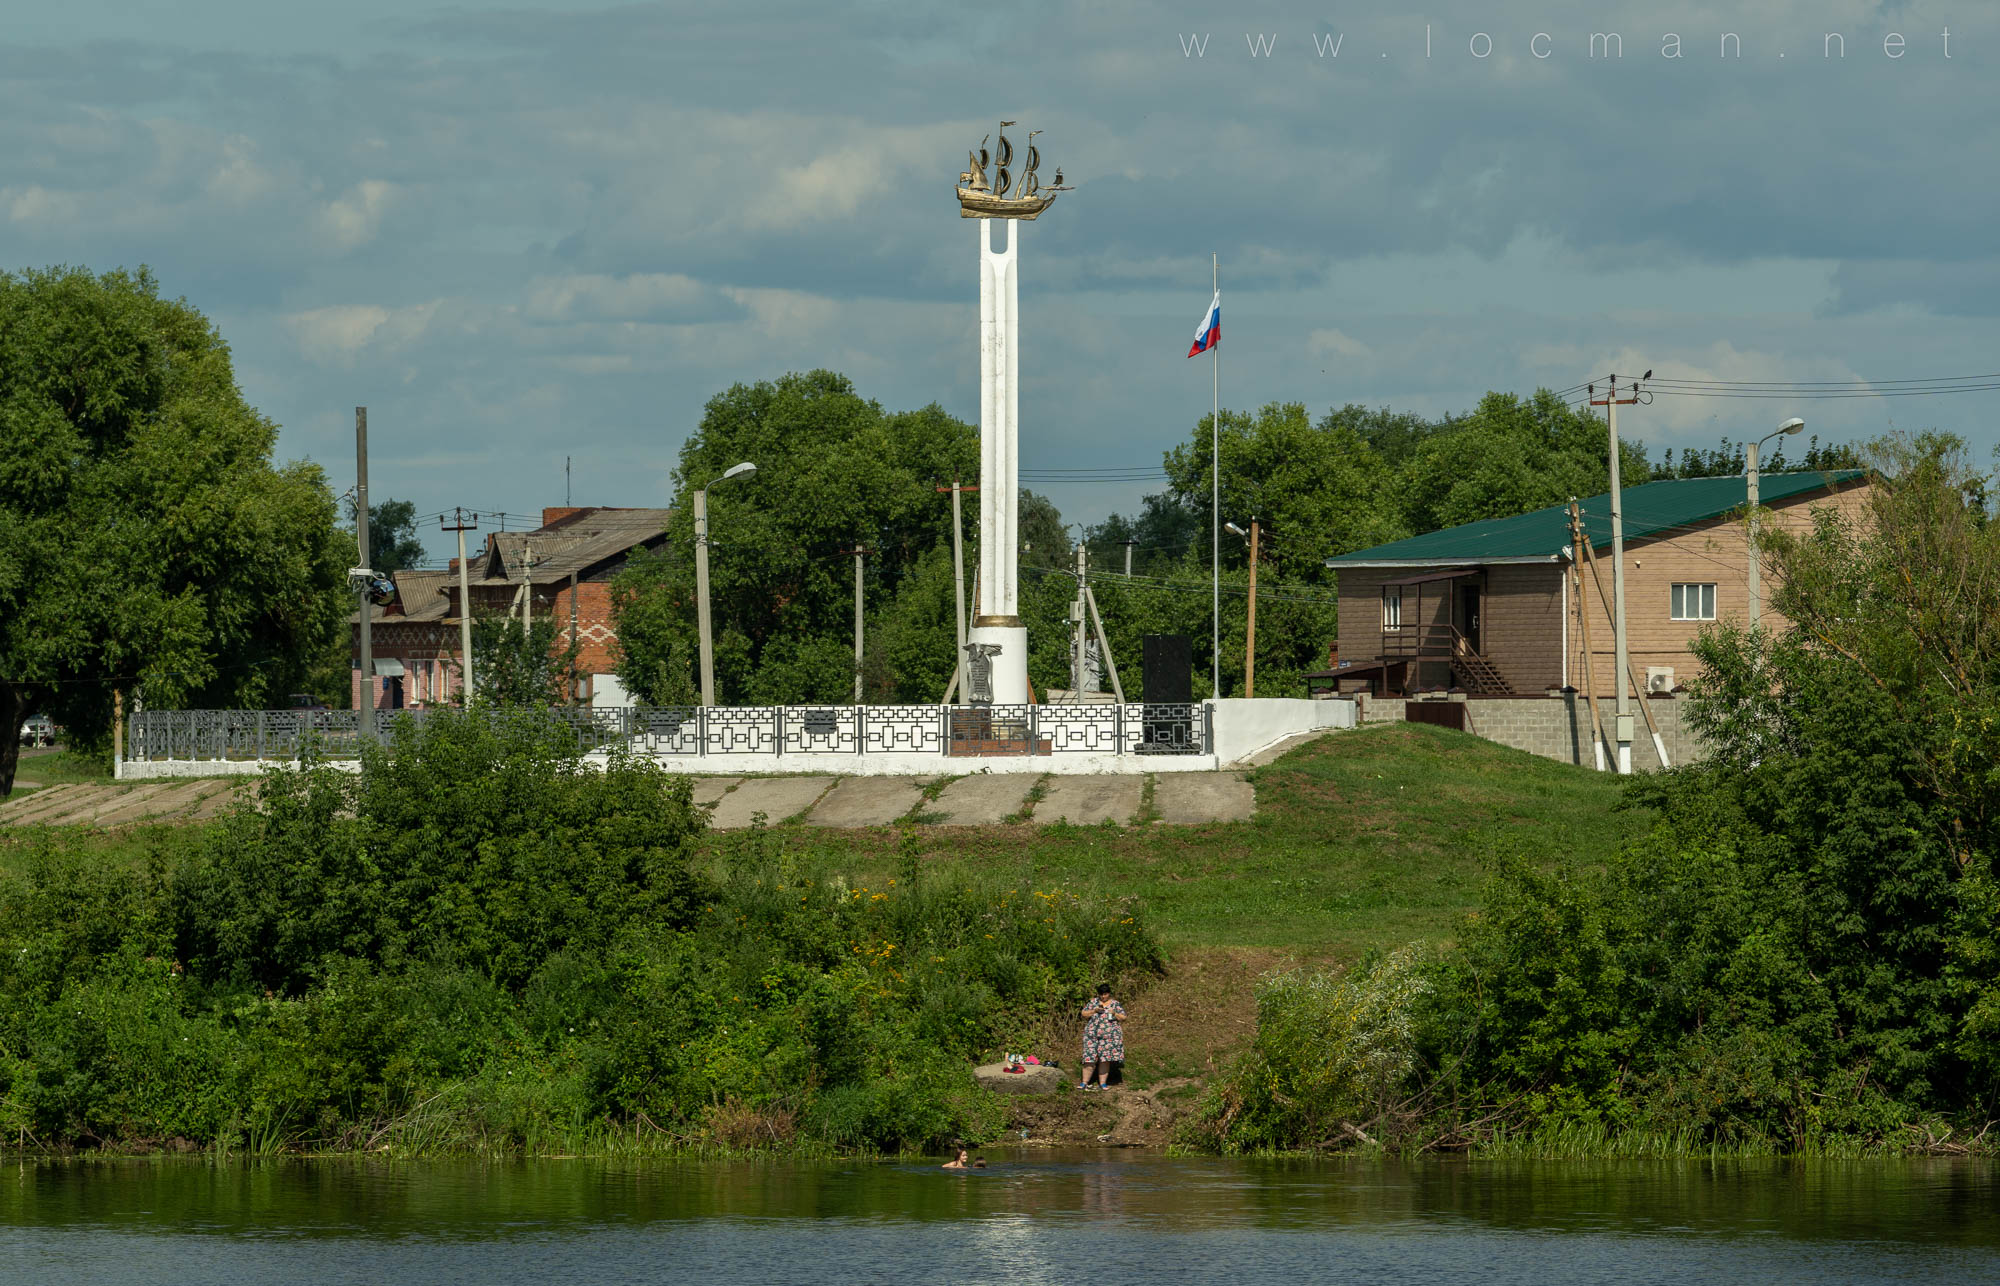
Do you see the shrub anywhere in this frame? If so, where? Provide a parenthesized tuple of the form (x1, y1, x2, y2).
(0, 709, 1164, 1156)
(1183, 949, 1430, 1153)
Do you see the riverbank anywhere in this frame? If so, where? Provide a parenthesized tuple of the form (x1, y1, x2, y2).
(0, 724, 1651, 1158)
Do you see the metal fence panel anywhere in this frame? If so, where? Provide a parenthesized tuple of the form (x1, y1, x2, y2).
(864, 705, 946, 755)
(126, 701, 1210, 761)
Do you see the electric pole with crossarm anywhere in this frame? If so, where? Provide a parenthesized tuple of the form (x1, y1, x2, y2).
(1588, 373, 1646, 774)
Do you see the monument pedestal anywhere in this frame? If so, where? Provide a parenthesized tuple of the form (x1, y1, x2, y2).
(968, 621, 1029, 705)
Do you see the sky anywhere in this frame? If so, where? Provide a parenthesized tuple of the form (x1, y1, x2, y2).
(5, 1, 1995, 560)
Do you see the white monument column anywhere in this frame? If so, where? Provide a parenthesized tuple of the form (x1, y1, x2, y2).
(969, 216, 1030, 703)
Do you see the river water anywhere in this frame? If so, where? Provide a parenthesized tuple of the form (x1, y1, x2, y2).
(2, 1150, 1994, 1284)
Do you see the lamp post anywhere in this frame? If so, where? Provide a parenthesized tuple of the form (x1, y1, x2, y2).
(1746, 417, 1804, 631)
(693, 461, 757, 707)
(1225, 518, 1261, 699)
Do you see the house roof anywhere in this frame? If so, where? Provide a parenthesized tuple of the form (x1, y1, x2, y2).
(351, 507, 673, 627)
(1328, 469, 1868, 568)
(478, 507, 673, 586)
(386, 569, 452, 621)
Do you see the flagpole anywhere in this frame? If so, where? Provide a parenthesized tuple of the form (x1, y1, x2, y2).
(1211, 252, 1219, 700)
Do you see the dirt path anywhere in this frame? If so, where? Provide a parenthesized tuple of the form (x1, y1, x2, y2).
(1000, 945, 1311, 1147)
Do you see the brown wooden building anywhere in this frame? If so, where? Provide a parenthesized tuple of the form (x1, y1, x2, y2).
(1317, 470, 1871, 697)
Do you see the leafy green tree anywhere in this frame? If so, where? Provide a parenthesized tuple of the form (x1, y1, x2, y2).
(1420, 436, 2000, 1141)
(347, 496, 427, 574)
(1017, 488, 1072, 571)
(1160, 401, 1404, 583)
(1656, 434, 1864, 480)
(0, 266, 347, 795)
(1395, 390, 1651, 535)
(611, 371, 1003, 705)
(471, 616, 583, 707)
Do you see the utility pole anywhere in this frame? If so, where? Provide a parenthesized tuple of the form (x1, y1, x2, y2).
(1244, 517, 1260, 699)
(694, 488, 715, 706)
(355, 407, 375, 742)
(1123, 539, 1135, 578)
(1568, 502, 1610, 771)
(522, 542, 534, 633)
(1577, 525, 1672, 770)
(937, 480, 976, 706)
(846, 545, 868, 704)
(1070, 540, 1090, 696)
(1588, 376, 1642, 774)
(689, 462, 758, 708)
(442, 509, 479, 703)
(1747, 417, 1805, 631)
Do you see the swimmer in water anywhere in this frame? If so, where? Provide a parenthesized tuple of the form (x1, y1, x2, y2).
(942, 1149, 970, 1170)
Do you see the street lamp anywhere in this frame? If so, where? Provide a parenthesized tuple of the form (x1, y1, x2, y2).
(694, 461, 757, 707)
(1223, 518, 1261, 699)
(1746, 418, 1803, 630)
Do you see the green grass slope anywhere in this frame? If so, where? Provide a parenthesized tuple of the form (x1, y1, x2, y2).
(705, 722, 1649, 955)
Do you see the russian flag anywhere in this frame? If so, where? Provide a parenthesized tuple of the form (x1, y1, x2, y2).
(1186, 291, 1220, 357)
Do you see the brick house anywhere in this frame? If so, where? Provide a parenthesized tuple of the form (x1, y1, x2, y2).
(1314, 469, 1871, 698)
(353, 506, 672, 709)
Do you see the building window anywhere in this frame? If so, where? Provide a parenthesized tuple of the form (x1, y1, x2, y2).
(1382, 586, 1402, 629)
(1671, 582, 1716, 621)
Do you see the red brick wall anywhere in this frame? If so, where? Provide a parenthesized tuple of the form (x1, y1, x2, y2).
(542, 578, 622, 675)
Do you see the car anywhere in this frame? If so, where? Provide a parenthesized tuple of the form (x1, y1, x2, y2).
(287, 694, 331, 711)
(19, 715, 58, 748)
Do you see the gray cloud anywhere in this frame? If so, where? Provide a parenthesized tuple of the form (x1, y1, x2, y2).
(3, 0, 1996, 551)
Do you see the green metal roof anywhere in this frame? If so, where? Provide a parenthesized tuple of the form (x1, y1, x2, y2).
(1328, 469, 1867, 567)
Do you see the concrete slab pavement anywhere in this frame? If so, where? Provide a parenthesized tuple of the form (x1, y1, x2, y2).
(1151, 772, 1256, 825)
(925, 773, 1038, 824)
(806, 776, 929, 828)
(706, 777, 836, 830)
(1035, 775, 1144, 826)
(689, 777, 740, 808)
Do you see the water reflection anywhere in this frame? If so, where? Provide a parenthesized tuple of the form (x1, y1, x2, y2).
(1, 1151, 1995, 1285)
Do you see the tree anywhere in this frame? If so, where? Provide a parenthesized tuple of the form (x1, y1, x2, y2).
(611, 371, 991, 705)
(1656, 434, 1865, 480)
(1159, 401, 1405, 584)
(347, 496, 427, 574)
(1394, 390, 1651, 535)
(0, 266, 347, 794)
(471, 617, 583, 707)
(1084, 492, 1203, 579)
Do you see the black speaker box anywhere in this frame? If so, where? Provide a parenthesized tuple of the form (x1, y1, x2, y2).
(1141, 634, 1193, 703)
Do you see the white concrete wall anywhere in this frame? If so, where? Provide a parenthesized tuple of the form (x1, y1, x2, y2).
(1206, 697, 1357, 765)
(118, 698, 1357, 780)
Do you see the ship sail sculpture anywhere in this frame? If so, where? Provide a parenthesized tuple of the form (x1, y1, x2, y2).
(957, 122, 1067, 219)
(955, 122, 1068, 711)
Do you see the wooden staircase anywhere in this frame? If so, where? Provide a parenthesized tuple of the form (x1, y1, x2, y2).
(1449, 642, 1513, 695)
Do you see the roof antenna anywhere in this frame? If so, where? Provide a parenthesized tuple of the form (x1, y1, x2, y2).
(567, 456, 571, 507)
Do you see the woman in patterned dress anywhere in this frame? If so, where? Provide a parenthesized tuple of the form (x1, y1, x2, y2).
(1079, 983, 1126, 1090)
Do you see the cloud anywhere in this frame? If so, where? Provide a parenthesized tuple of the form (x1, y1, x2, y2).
(522, 272, 740, 323)
(314, 180, 396, 253)
(4, 0, 1997, 544)
(284, 300, 440, 365)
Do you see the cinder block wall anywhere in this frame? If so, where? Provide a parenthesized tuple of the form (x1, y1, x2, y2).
(1344, 692, 1705, 769)
(1461, 694, 1705, 770)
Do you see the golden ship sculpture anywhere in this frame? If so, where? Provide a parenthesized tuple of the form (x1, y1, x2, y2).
(956, 121, 1069, 219)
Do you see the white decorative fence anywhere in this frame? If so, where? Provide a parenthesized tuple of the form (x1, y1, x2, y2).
(125, 703, 1212, 764)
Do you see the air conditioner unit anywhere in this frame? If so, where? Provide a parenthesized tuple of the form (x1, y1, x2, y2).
(1645, 666, 1675, 694)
